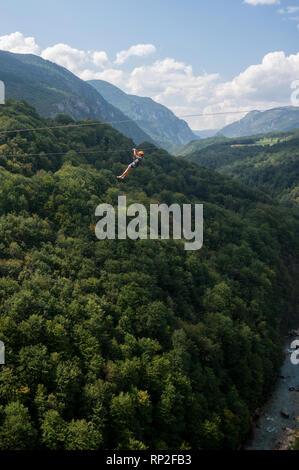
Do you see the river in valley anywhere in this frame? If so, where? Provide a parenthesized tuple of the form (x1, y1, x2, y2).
(248, 335, 299, 450)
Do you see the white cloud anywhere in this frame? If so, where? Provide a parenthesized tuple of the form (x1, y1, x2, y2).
(198, 51, 299, 128)
(91, 51, 109, 67)
(125, 58, 218, 100)
(0, 31, 40, 54)
(79, 68, 124, 86)
(214, 51, 299, 101)
(114, 44, 156, 65)
(41, 43, 88, 73)
(119, 51, 299, 130)
(244, 0, 280, 5)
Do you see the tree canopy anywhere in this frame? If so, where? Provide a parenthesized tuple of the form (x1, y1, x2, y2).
(0, 100, 298, 450)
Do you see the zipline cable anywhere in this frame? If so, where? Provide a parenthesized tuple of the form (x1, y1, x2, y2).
(0, 106, 288, 160)
(0, 146, 158, 159)
(0, 108, 269, 137)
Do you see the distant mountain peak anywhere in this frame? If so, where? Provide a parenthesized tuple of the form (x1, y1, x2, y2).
(219, 106, 299, 138)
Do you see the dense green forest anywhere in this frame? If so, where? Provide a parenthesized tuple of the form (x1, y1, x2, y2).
(185, 131, 299, 206)
(0, 100, 298, 450)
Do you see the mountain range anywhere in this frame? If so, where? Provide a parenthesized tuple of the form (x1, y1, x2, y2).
(1, 50, 299, 149)
(0, 50, 197, 151)
(88, 79, 197, 150)
(0, 50, 154, 145)
(219, 106, 299, 138)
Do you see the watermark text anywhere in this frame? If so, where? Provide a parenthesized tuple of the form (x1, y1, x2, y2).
(0, 341, 5, 364)
(95, 196, 203, 251)
(290, 340, 299, 365)
(291, 80, 299, 106)
(0, 80, 5, 104)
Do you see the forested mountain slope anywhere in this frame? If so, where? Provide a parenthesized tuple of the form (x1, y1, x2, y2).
(0, 50, 154, 145)
(0, 100, 298, 450)
(186, 131, 299, 206)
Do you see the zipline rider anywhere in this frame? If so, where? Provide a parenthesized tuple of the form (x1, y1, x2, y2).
(117, 148, 144, 180)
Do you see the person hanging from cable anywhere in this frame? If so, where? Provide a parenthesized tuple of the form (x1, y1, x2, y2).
(117, 148, 144, 180)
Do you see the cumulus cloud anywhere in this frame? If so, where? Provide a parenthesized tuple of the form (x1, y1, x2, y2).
(114, 44, 156, 65)
(91, 50, 109, 67)
(125, 58, 218, 101)
(120, 51, 299, 130)
(40, 43, 156, 75)
(214, 51, 299, 101)
(244, 0, 280, 5)
(79, 68, 124, 86)
(41, 43, 88, 73)
(0, 32, 40, 54)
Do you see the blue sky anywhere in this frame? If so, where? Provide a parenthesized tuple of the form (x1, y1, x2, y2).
(0, 0, 298, 129)
(1, 0, 298, 78)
